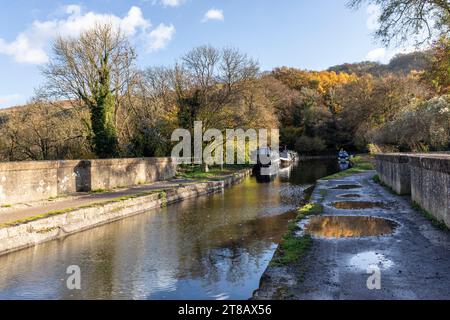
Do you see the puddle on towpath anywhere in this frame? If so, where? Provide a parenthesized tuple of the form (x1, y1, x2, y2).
(338, 194, 362, 198)
(349, 251, 394, 271)
(331, 201, 386, 210)
(332, 184, 362, 190)
(304, 216, 398, 239)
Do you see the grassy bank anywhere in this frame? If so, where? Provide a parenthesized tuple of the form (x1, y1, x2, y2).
(270, 203, 323, 267)
(176, 164, 251, 180)
(0, 190, 165, 228)
(322, 155, 374, 180)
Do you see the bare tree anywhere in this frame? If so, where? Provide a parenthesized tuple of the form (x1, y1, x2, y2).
(42, 23, 138, 158)
(348, 0, 450, 46)
(220, 47, 259, 92)
(0, 98, 90, 161)
(177, 45, 261, 131)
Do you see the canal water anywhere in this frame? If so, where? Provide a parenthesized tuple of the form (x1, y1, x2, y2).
(0, 160, 339, 300)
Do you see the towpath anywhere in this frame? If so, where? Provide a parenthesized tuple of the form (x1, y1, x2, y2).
(255, 171, 450, 300)
(0, 178, 199, 226)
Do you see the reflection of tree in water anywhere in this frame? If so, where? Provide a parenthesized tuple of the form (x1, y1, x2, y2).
(306, 216, 398, 238)
(175, 210, 297, 286)
(58, 216, 155, 299)
(278, 185, 308, 207)
(286, 160, 339, 184)
(170, 166, 330, 287)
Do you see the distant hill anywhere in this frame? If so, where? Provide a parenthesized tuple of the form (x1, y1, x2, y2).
(328, 51, 430, 76)
(0, 100, 78, 126)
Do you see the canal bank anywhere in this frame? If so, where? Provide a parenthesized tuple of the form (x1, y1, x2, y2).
(0, 168, 252, 257)
(253, 165, 450, 300)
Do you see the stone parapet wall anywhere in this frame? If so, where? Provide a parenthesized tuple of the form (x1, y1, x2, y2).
(375, 154, 411, 195)
(0, 158, 177, 206)
(375, 153, 450, 228)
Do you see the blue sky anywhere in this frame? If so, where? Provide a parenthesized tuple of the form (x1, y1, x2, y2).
(0, 0, 394, 108)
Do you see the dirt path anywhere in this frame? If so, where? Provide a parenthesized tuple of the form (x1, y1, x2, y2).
(255, 171, 450, 300)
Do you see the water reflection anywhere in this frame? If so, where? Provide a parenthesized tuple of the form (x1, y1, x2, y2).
(331, 201, 386, 210)
(338, 161, 350, 171)
(0, 160, 339, 300)
(349, 251, 394, 271)
(332, 184, 362, 190)
(338, 194, 362, 198)
(305, 216, 398, 238)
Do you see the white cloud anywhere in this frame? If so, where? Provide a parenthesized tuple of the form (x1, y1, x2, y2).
(0, 5, 174, 64)
(202, 9, 224, 22)
(148, 23, 175, 51)
(366, 48, 386, 62)
(147, 0, 186, 7)
(159, 0, 186, 7)
(0, 94, 22, 108)
(366, 46, 416, 63)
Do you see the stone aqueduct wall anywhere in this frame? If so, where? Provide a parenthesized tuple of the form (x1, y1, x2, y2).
(0, 158, 177, 206)
(375, 154, 411, 195)
(375, 154, 450, 228)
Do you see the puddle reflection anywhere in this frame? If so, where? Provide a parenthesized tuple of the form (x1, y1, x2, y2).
(332, 185, 362, 190)
(305, 216, 398, 238)
(349, 251, 394, 270)
(338, 194, 362, 198)
(331, 201, 386, 210)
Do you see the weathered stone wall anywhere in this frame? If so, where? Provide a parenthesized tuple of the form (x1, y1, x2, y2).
(375, 154, 411, 195)
(375, 153, 450, 228)
(0, 158, 177, 206)
(89, 158, 176, 191)
(0, 161, 59, 206)
(409, 155, 450, 228)
(57, 160, 91, 194)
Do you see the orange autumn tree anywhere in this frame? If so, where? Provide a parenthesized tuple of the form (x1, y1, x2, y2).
(271, 67, 358, 94)
(270, 67, 359, 153)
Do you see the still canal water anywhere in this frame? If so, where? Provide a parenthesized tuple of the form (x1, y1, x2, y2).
(0, 160, 339, 300)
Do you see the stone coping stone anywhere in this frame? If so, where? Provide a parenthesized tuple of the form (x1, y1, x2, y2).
(375, 154, 411, 164)
(0, 158, 173, 172)
(89, 157, 173, 167)
(409, 156, 450, 173)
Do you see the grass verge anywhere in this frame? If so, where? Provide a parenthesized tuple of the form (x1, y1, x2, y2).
(0, 190, 165, 228)
(176, 164, 250, 180)
(322, 155, 375, 180)
(372, 174, 397, 194)
(270, 203, 323, 267)
(412, 202, 449, 231)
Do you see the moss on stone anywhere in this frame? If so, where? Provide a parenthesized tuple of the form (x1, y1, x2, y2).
(0, 191, 156, 228)
(412, 202, 449, 231)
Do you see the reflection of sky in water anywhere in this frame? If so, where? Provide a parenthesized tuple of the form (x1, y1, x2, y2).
(0, 160, 339, 300)
(349, 251, 394, 271)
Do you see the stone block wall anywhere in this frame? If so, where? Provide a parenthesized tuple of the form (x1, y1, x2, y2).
(0, 158, 177, 206)
(375, 153, 450, 228)
(409, 155, 450, 228)
(375, 154, 411, 195)
(0, 161, 59, 206)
